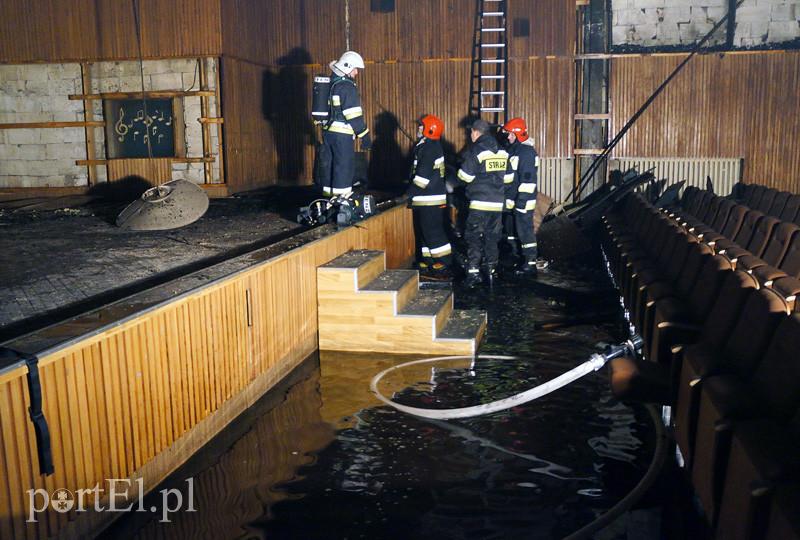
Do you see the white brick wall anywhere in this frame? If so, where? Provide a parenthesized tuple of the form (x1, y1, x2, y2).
(0, 58, 220, 189)
(612, 0, 800, 48)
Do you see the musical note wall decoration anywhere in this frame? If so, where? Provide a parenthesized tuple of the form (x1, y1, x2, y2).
(104, 98, 177, 159)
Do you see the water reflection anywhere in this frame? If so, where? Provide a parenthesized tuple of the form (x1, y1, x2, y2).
(108, 260, 654, 540)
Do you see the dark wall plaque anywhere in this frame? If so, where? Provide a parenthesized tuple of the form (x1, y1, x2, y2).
(104, 98, 176, 159)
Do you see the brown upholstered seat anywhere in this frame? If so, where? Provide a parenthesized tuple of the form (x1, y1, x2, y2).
(691, 310, 799, 523)
(738, 222, 799, 274)
(779, 194, 800, 223)
(713, 210, 765, 257)
(716, 412, 800, 540)
(753, 229, 800, 285)
(756, 188, 778, 214)
(702, 204, 748, 248)
(766, 190, 791, 218)
(672, 271, 763, 466)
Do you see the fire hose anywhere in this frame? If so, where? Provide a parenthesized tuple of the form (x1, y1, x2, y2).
(370, 336, 643, 420)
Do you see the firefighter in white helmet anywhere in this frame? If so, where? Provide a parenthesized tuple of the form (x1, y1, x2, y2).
(316, 51, 371, 197)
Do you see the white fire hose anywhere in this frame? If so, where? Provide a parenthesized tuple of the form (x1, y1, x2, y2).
(370, 337, 642, 420)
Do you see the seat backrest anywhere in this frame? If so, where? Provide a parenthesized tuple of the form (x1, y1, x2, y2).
(663, 232, 699, 282)
(747, 184, 766, 208)
(689, 190, 713, 217)
(675, 241, 714, 297)
(752, 313, 800, 419)
(756, 188, 778, 214)
(722, 287, 789, 379)
(700, 195, 722, 224)
(779, 195, 800, 223)
(733, 210, 765, 247)
(688, 255, 734, 320)
(710, 199, 735, 232)
(720, 205, 748, 240)
(761, 223, 799, 267)
(681, 185, 699, 210)
(778, 229, 800, 278)
(703, 270, 760, 349)
(730, 182, 748, 201)
(745, 215, 780, 258)
(767, 191, 791, 219)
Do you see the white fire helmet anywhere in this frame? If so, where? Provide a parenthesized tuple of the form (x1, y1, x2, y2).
(331, 51, 365, 76)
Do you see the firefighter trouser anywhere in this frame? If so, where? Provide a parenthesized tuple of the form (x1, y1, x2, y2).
(413, 205, 452, 267)
(317, 131, 355, 196)
(503, 209, 537, 263)
(464, 209, 503, 270)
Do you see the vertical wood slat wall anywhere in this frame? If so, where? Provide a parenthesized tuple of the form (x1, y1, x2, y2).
(0, 204, 414, 540)
(106, 159, 174, 186)
(0, 0, 221, 63)
(610, 51, 800, 193)
(218, 0, 577, 193)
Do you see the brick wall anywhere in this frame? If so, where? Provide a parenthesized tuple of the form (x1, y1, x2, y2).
(0, 58, 220, 189)
(611, 0, 800, 48)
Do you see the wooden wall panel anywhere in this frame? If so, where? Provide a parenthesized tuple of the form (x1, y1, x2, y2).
(106, 158, 174, 185)
(221, 0, 346, 66)
(0, 0, 221, 63)
(220, 0, 575, 66)
(610, 51, 800, 193)
(0, 203, 413, 539)
(508, 0, 576, 58)
(222, 55, 574, 191)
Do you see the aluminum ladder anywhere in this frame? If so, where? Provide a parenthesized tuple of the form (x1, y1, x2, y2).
(468, 0, 508, 126)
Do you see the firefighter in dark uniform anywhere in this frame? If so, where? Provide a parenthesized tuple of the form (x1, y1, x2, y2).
(457, 119, 514, 287)
(501, 117, 548, 273)
(408, 114, 452, 278)
(318, 51, 372, 197)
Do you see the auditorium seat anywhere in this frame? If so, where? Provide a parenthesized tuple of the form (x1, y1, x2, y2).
(737, 222, 799, 274)
(701, 204, 748, 249)
(756, 188, 778, 214)
(764, 484, 800, 540)
(779, 194, 800, 223)
(691, 310, 799, 524)
(752, 228, 800, 285)
(713, 210, 769, 261)
(767, 191, 791, 219)
(716, 409, 800, 540)
(747, 185, 767, 209)
(673, 279, 780, 468)
(646, 254, 733, 366)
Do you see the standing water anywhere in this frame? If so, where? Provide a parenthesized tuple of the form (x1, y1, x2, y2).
(106, 257, 658, 540)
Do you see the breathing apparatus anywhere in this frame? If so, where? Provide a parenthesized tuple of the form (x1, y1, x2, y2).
(297, 192, 376, 227)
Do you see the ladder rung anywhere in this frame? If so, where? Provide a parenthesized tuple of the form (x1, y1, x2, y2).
(574, 113, 610, 120)
(481, 28, 505, 32)
(481, 75, 504, 79)
(481, 44, 506, 48)
(480, 91, 504, 95)
(482, 12, 503, 16)
(480, 59, 505, 63)
(480, 107, 505, 112)
(573, 148, 605, 155)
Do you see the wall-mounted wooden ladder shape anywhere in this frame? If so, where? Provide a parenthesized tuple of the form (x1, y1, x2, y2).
(468, 0, 509, 126)
(317, 250, 487, 355)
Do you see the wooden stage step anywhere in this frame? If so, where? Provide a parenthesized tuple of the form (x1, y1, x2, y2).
(317, 250, 487, 355)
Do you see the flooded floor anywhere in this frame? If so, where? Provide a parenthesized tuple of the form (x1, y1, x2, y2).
(105, 255, 659, 540)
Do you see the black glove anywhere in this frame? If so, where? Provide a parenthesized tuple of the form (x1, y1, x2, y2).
(360, 133, 372, 151)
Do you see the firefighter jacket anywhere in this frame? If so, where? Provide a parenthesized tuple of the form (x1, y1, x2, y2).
(323, 73, 369, 140)
(457, 133, 514, 212)
(506, 138, 539, 212)
(408, 137, 447, 207)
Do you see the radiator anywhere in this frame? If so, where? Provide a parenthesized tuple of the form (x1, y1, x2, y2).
(609, 157, 743, 197)
(538, 157, 574, 203)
